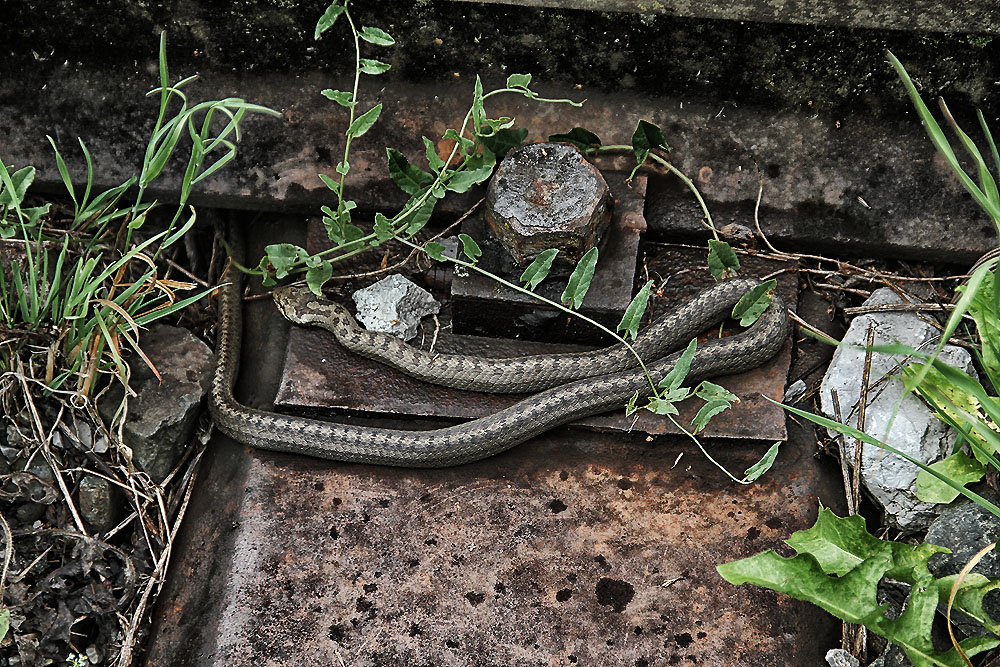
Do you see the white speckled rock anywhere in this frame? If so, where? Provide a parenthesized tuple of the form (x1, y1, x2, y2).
(352, 274, 440, 342)
(819, 288, 976, 532)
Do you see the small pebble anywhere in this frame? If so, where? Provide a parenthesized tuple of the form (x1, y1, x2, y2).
(825, 648, 860, 667)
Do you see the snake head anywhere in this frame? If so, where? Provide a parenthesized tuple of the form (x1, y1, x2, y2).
(273, 285, 356, 329)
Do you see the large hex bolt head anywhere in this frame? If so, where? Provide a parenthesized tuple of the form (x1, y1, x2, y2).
(484, 142, 613, 266)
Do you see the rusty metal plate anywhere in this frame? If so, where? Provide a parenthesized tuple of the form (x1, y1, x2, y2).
(274, 245, 795, 440)
(147, 423, 840, 667)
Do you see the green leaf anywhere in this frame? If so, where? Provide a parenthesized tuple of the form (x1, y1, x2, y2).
(401, 192, 438, 236)
(23, 203, 51, 226)
(506, 73, 532, 88)
(0, 607, 9, 643)
(695, 381, 739, 403)
(625, 391, 641, 416)
(472, 75, 485, 131)
(347, 104, 382, 139)
(744, 442, 780, 482)
(658, 338, 697, 391)
(458, 233, 482, 263)
(479, 128, 528, 159)
(373, 213, 394, 242)
(692, 399, 734, 433)
(445, 155, 495, 193)
(707, 239, 740, 280)
(424, 241, 446, 262)
(315, 3, 345, 39)
(561, 247, 599, 309)
(336, 160, 350, 176)
(443, 128, 476, 155)
(646, 396, 681, 415)
(915, 450, 986, 504)
(549, 127, 603, 152)
(265, 243, 308, 279)
(359, 58, 391, 75)
(387, 148, 434, 195)
(887, 52, 1000, 228)
(0, 165, 35, 206)
(786, 506, 947, 580)
(318, 173, 340, 191)
(520, 248, 559, 290)
(617, 280, 653, 340)
(719, 542, 998, 667)
(359, 26, 394, 46)
(305, 259, 333, 295)
(631, 120, 669, 166)
(321, 89, 355, 108)
(732, 279, 777, 326)
(423, 136, 446, 171)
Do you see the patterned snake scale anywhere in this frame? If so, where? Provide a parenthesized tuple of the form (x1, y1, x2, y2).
(210, 229, 791, 467)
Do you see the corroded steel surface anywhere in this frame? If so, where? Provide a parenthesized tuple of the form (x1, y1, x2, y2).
(148, 425, 841, 666)
(274, 244, 795, 440)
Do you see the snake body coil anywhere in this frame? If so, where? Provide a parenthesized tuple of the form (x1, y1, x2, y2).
(210, 232, 790, 467)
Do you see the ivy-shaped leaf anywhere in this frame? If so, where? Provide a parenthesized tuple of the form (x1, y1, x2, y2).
(402, 192, 439, 236)
(373, 213, 394, 242)
(658, 338, 697, 391)
(617, 280, 653, 340)
(318, 173, 339, 192)
(695, 381, 739, 403)
(347, 104, 382, 139)
(359, 26, 394, 46)
(549, 127, 602, 153)
(321, 89, 355, 108)
(732, 279, 776, 326)
(520, 248, 559, 290)
(387, 148, 434, 195)
(631, 120, 669, 166)
(458, 233, 482, 263)
(423, 136, 446, 172)
(561, 247, 599, 309)
(506, 73, 532, 88)
(744, 442, 781, 482)
(707, 239, 740, 280)
(424, 241, 446, 262)
(479, 128, 528, 159)
(691, 399, 734, 433)
(264, 243, 309, 279)
(359, 59, 391, 75)
(315, 3, 345, 39)
(445, 152, 496, 193)
(304, 255, 333, 295)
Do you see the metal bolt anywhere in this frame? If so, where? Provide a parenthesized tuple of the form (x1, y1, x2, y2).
(485, 142, 612, 266)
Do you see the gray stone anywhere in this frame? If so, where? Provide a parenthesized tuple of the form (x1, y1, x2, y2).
(485, 142, 612, 266)
(99, 324, 213, 483)
(925, 497, 1000, 632)
(78, 474, 123, 533)
(819, 288, 976, 532)
(784, 379, 807, 403)
(825, 648, 860, 667)
(351, 275, 440, 342)
(870, 643, 911, 667)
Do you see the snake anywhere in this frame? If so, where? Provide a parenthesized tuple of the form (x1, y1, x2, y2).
(209, 229, 791, 467)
